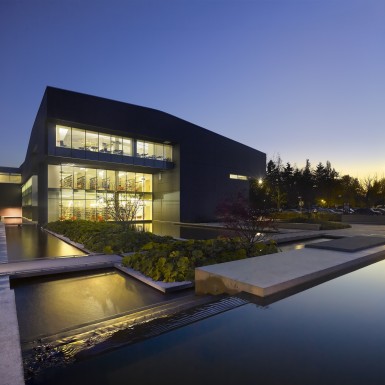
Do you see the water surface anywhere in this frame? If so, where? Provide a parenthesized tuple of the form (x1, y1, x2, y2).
(5, 225, 85, 261)
(279, 237, 333, 251)
(12, 269, 191, 342)
(28, 257, 385, 384)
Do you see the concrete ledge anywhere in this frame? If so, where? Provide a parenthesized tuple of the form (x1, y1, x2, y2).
(195, 243, 385, 297)
(0, 277, 25, 385)
(0, 255, 122, 278)
(115, 264, 194, 293)
(9, 262, 117, 279)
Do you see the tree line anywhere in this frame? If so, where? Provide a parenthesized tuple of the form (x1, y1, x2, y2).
(250, 157, 385, 210)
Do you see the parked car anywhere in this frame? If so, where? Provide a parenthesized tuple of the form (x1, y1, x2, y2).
(353, 208, 380, 215)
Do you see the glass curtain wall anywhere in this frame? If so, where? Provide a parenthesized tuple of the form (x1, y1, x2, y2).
(56, 125, 171, 161)
(48, 165, 152, 223)
(136, 140, 172, 161)
(22, 176, 38, 221)
(0, 173, 21, 183)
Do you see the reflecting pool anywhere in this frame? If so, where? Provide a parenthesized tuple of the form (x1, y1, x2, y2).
(5, 225, 86, 261)
(12, 269, 192, 342)
(27, 256, 385, 385)
(279, 237, 333, 251)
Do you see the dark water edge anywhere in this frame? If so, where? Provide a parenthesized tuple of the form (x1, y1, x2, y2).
(23, 295, 246, 383)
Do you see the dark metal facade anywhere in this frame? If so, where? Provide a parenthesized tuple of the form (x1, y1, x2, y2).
(19, 87, 266, 224)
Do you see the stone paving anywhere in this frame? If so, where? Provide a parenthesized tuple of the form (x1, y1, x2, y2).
(0, 254, 122, 278)
(0, 224, 25, 385)
(196, 224, 385, 297)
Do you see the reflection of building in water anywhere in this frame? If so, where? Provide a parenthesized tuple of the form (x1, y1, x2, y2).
(1, 87, 266, 226)
(0, 166, 22, 222)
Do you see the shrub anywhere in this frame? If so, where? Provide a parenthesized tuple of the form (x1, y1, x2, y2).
(276, 211, 341, 223)
(319, 221, 351, 230)
(44, 220, 170, 253)
(45, 220, 279, 283)
(122, 237, 278, 282)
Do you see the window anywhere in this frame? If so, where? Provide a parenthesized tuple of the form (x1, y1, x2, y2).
(116, 171, 126, 191)
(75, 169, 86, 190)
(72, 128, 85, 150)
(86, 168, 97, 190)
(229, 174, 248, 180)
(97, 170, 107, 190)
(47, 164, 153, 222)
(154, 143, 164, 160)
(111, 136, 122, 155)
(0, 173, 21, 183)
(86, 131, 98, 151)
(56, 125, 71, 147)
(55, 125, 172, 162)
(60, 166, 74, 188)
(122, 138, 132, 156)
(164, 145, 172, 161)
(99, 134, 111, 153)
(136, 141, 145, 157)
(146, 142, 155, 158)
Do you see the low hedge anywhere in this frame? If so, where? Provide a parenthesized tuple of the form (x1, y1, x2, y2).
(282, 217, 350, 230)
(276, 211, 341, 222)
(122, 238, 278, 282)
(318, 221, 351, 230)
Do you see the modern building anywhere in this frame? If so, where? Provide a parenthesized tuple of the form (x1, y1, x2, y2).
(2, 87, 266, 228)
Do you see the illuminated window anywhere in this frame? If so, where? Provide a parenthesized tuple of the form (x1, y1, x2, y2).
(136, 141, 146, 157)
(47, 164, 153, 222)
(99, 134, 111, 153)
(164, 145, 172, 161)
(86, 131, 98, 151)
(56, 125, 71, 147)
(122, 138, 132, 156)
(229, 174, 248, 180)
(0, 173, 21, 183)
(72, 128, 85, 150)
(111, 136, 122, 155)
(55, 125, 173, 162)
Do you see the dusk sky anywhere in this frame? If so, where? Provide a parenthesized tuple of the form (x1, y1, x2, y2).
(0, 0, 384, 179)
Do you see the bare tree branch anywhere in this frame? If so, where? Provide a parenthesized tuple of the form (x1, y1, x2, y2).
(102, 192, 144, 230)
(217, 193, 277, 253)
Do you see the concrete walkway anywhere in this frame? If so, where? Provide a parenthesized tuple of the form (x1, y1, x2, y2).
(0, 254, 122, 278)
(0, 224, 25, 385)
(196, 224, 385, 297)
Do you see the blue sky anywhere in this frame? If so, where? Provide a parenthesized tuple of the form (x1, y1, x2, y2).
(0, 0, 384, 179)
